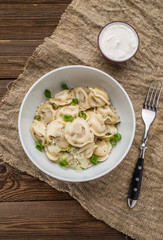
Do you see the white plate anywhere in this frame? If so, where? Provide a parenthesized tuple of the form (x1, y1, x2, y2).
(18, 65, 135, 182)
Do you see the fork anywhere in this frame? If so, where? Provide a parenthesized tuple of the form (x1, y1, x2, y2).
(128, 83, 162, 208)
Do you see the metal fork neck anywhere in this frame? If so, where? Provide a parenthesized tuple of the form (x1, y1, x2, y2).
(139, 127, 148, 158)
(140, 142, 147, 158)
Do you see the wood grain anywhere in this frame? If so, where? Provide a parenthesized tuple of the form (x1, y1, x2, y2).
(0, 161, 72, 201)
(0, 41, 42, 78)
(0, 0, 71, 3)
(0, 79, 13, 98)
(0, 1, 71, 77)
(0, 201, 127, 240)
(0, 3, 71, 40)
(0, 1, 131, 239)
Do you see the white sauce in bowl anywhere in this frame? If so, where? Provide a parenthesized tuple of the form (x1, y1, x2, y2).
(98, 22, 139, 62)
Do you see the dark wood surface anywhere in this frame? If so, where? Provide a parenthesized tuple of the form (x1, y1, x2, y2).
(0, 1, 132, 239)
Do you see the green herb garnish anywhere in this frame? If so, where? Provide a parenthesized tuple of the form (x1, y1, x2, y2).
(110, 137, 117, 146)
(59, 160, 68, 167)
(67, 147, 72, 153)
(35, 141, 43, 152)
(61, 83, 69, 90)
(78, 111, 87, 119)
(34, 115, 41, 121)
(62, 115, 74, 122)
(114, 133, 122, 141)
(110, 133, 122, 146)
(44, 89, 51, 98)
(72, 98, 79, 105)
(90, 154, 98, 165)
(67, 148, 71, 153)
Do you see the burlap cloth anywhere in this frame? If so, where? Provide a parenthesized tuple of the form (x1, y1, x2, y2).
(0, 0, 163, 239)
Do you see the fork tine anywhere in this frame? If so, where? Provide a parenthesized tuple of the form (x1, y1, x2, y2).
(143, 82, 153, 108)
(151, 84, 159, 109)
(155, 84, 162, 110)
(147, 83, 155, 109)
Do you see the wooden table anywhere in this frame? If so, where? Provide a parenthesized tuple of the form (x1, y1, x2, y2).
(0, 1, 132, 239)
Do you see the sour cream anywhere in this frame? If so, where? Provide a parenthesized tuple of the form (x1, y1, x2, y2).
(98, 22, 139, 62)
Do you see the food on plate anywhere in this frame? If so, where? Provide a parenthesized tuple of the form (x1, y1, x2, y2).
(30, 84, 121, 170)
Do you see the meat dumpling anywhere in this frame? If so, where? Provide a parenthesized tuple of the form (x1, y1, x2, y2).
(87, 111, 106, 137)
(94, 139, 112, 162)
(73, 87, 90, 110)
(30, 120, 47, 146)
(88, 87, 110, 107)
(76, 142, 97, 158)
(50, 90, 74, 106)
(36, 101, 55, 125)
(45, 145, 61, 161)
(54, 105, 79, 120)
(65, 118, 94, 147)
(101, 124, 118, 139)
(96, 105, 120, 124)
(46, 120, 69, 150)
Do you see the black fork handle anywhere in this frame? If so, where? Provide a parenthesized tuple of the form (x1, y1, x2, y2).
(128, 157, 144, 207)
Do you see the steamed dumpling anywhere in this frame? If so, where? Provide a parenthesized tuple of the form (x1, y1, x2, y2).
(30, 120, 47, 146)
(46, 120, 69, 149)
(65, 118, 94, 147)
(94, 139, 112, 162)
(36, 101, 55, 124)
(87, 111, 106, 137)
(88, 87, 110, 107)
(93, 88, 109, 100)
(77, 142, 97, 158)
(102, 124, 118, 139)
(50, 90, 74, 106)
(96, 105, 120, 124)
(77, 156, 93, 169)
(45, 145, 61, 161)
(68, 158, 82, 170)
(73, 87, 90, 110)
(54, 105, 79, 120)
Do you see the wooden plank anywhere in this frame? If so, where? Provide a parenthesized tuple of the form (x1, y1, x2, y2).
(0, 40, 42, 56)
(0, 40, 42, 78)
(0, 161, 72, 201)
(0, 56, 28, 78)
(0, 3, 71, 40)
(0, 4, 69, 20)
(0, 0, 71, 4)
(0, 201, 128, 240)
(0, 79, 13, 98)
